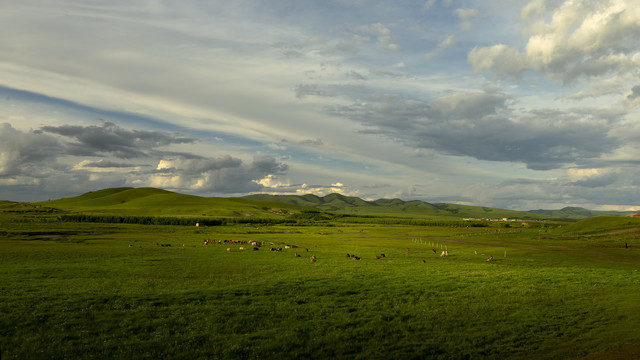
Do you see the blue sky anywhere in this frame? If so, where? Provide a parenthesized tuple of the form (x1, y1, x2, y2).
(1, 0, 640, 210)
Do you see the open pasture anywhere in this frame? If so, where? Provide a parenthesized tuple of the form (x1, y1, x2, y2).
(1, 218, 640, 359)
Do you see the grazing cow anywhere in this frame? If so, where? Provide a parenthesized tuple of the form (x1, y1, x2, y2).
(129, 244, 133, 247)
(375, 255, 381, 260)
(440, 250, 448, 257)
(138, 245, 142, 250)
(226, 248, 231, 252)
(421, 259, 426, 263)
(305, 248, 309, 252)
(432, 248, 437, 254)
(487, 255, 493, 262)
(253, 247, 260, 251)
(346, 253, 351, 258)
(294, 252, 301, 257)
(310, 255, 317, 263)
(380, 253, 385, 258)
(239, 247, 246, 251)
(475, 250, 478, 255)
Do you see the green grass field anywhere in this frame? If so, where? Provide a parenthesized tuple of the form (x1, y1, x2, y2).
(1, 191, 640, 359)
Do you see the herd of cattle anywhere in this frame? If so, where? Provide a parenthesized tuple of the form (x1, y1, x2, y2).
(130, 238, 496, 262)
(195, 238, 496, 263)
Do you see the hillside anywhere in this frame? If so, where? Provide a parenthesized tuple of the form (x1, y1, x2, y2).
(528, 206, 635, 219)
(554, 216, 640, 236)
(245, 193, 546, 220)
(35, 187, 314, 218)
(27, 187, 636, 221)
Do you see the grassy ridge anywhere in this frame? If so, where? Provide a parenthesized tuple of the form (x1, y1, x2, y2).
(29, 187, 633, 220)
(245, 193, 546, 219)
(36, 187, 314, 218)
(556, 216, 640, 236)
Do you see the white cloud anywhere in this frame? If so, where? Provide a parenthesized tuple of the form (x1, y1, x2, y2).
(72, 159, 143, 173)
(253, 174, 291, 189)
(470, 0, 640, 83)
(293, 181, 360, 197)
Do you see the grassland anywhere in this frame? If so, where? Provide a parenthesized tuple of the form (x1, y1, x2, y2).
(1, 189, 640, 359)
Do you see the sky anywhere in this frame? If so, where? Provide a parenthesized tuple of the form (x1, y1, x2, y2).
(1, 0, 640, 211)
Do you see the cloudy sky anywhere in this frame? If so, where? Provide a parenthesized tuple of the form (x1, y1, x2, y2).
(2, 0, 640, 210)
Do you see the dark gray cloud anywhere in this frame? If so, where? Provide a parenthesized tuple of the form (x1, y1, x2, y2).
(571, 172, 618, 188)
(40, 121, 196, 159)
(627, 85, 640, 101)
(79, 160, 141, 168)
(0, 122, 291, 199)
(151, 155, 289, 194)
(0, 123, 63, 177)
(333, 90, 620, 170)
(155, 156, 242, 174)
(249, 156, 289, 174)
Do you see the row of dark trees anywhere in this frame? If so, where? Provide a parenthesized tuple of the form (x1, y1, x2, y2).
(58, 214, 294, 226)
(57, 212, 489, 228)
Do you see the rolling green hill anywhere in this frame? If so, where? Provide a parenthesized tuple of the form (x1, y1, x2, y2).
(245, 193, 546, 220)
(27, 187, 636, 221)
(554, 216, 640, 236)
(35, 187, 313, 218)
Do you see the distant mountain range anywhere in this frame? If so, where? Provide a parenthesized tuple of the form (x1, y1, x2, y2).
(244, 193, 636, 220)
(527, 206, 637, 219)
(19, 187, 635, 220)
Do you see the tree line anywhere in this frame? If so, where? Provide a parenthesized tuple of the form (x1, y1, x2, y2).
(57, 213, 489, 227)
